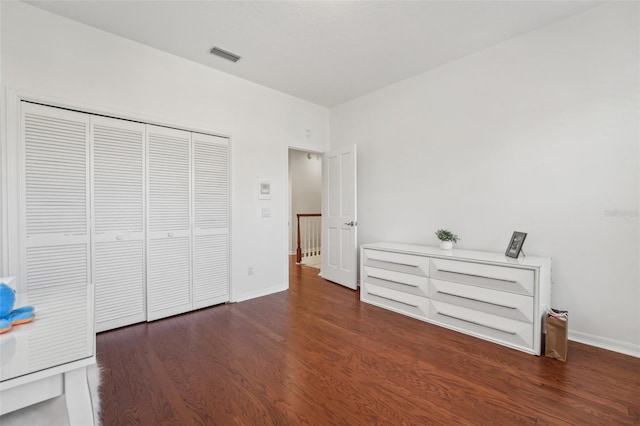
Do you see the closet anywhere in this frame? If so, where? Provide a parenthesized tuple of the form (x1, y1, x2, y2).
(92, 117, 146, 331)
(18, 102, 230, 334)
(146, 125, 192, 321)
(21, 103, 93, 369)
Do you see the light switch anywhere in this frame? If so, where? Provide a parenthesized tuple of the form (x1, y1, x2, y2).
(262, 208, 271, 218)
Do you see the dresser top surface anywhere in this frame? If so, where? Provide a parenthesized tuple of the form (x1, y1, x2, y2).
(362, 242, 550, 269)
(0, 287, 94, 383)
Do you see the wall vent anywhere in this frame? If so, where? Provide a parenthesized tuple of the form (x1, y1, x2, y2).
(209, 46, 241, 63)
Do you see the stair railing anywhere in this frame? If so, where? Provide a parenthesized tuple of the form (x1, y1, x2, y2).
(296, 213, 321, 264)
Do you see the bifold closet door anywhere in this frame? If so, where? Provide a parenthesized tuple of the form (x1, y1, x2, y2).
(192, 133, 229, 309)
(146, 125, 192, 321)
(20, 102, 93, 371)
(92, 116, 146, 332)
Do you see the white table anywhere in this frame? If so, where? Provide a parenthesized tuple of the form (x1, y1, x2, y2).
(0, 276, 96, 424)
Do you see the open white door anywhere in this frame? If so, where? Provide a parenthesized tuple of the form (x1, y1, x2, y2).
(322, 145, 357, 289)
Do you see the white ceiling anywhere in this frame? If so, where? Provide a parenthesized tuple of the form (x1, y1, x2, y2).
(25, 1, 601, 107)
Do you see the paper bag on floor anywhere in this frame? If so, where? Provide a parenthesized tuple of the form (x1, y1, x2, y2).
(545, 308, 568, 362)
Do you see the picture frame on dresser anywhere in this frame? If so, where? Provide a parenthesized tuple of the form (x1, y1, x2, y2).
(505, 231, 527, 258)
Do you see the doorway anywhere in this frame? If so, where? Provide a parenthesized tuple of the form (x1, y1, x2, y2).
(288, 149, 322, 271)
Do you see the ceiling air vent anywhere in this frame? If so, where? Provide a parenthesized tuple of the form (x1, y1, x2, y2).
(209, 46, 241, 63)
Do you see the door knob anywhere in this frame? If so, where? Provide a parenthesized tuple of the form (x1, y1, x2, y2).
(344, 221, 357, 227)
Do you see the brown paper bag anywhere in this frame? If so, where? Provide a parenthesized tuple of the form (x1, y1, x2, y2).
(545, 309, 568, 361)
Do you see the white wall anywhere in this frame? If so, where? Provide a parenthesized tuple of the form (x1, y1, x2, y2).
(0, 1, 329, 301)
(330, 3, 639, 355)
(0, 1, 5, 278)
(288, 149, 322, 253)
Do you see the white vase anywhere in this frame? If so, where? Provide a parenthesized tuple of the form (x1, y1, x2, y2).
(440, 240, 453, 250)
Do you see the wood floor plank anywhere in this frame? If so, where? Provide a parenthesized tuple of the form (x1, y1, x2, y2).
(96, 257, 640, 425)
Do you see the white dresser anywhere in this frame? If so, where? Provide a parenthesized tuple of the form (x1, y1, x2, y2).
(360, 243, 551, 355)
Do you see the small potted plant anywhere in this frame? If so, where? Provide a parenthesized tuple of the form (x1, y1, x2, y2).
(435, 229, 459, 250)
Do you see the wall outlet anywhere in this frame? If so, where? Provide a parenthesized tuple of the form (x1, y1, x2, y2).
(261, 207, 271, 218)
(248, 266, 254, 276)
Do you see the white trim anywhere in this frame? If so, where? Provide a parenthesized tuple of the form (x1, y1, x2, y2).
(227, 137, 234, 304)
(0, 87, 8, 277)
(569, 330, 640, 358)
(5, 87, 231, 140)
(300, 254, 322, 266)
(6, 92, 24, 290)
(233, 283, 288, 303)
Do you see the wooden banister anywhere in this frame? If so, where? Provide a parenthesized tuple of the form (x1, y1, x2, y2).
(296, 213, 321, 263)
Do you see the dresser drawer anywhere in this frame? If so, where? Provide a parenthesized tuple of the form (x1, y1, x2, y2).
(362, 266, 429, 297)
(362, 249, 429, 277)
(428, 300, 534, 351)
(361, 282, 429, 320)
(428, 279, 533, 323)
(429, 258, 534, 296)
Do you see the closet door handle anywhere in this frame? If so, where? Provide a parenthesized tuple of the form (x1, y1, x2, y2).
(168, 232, 174, 237)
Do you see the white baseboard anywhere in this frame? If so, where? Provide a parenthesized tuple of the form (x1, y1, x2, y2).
(569, 330, 640, 358)
(233, 283, 288, 303)
(301, 255, 321, 265)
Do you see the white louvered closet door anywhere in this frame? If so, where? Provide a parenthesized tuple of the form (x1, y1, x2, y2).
(20, 102, 93, 372)
(192, 133, 229, 309)
(92, 116, 146, 332)
(146, 125, 192, 321)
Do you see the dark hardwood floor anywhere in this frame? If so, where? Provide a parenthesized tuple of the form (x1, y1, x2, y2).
(97, 257, 640, 425)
